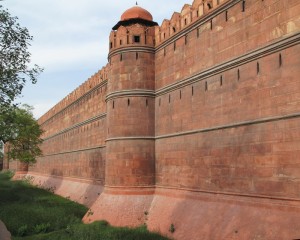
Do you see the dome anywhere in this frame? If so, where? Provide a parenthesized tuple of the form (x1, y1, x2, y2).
(120, 6, 153, 22)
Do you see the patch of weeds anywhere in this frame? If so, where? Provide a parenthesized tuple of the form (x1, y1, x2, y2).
(33, 223, 50, 234)
(17, 224, 28, 237)
(169, 223, 175, 233)
(87, 209, 94, 216)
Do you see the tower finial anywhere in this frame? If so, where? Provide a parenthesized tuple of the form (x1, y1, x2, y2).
(136, 1, 138, 5)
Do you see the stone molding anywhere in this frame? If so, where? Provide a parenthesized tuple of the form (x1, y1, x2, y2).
(156, 112, 300, 140)
(106, 89, 155, 102)
(42, 145, 106, 157)
(106, 137, 155, 142)
(43, 113, 107, 141)
(108, 46, 155, 59)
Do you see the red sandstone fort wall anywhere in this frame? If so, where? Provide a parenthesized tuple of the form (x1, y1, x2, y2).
(8, 1, 300, 238)
(154, 0, 300, 199)
(28, 66, 110, 182)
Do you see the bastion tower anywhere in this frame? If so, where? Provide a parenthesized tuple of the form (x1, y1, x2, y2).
(85, 5, 158, 225)
(106, 5, 157, 188)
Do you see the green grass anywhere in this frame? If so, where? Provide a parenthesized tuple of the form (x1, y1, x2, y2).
(0, 171, 168, 240)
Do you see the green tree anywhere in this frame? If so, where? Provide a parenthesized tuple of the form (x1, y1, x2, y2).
(0, 105, 43, 163)
(0, 5, 43, 108)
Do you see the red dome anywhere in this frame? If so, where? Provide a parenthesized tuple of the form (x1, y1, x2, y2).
(121, 6, 153, 22)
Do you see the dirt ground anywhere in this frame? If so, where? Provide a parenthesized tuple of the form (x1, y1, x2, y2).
(0, 220, 11, 240)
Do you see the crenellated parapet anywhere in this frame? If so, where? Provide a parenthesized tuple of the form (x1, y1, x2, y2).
(38, 64, 110, 126)
(108, 24, 156, 55)
(155, 0, 228, 45)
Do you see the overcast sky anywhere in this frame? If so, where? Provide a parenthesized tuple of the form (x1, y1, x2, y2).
(2, 0, 192, 119)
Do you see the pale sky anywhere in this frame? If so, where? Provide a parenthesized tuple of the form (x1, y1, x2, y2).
(2, 0, 192, 119)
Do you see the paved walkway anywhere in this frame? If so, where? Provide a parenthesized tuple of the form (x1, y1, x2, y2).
(0, 220, 11, 240)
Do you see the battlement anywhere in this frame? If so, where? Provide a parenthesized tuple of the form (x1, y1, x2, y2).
(108, 24, 156, 54)
(38, 64, 109, 125)
(155, 0, 228, 46)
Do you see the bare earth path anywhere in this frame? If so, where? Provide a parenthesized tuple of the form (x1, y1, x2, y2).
(0, 220, 11, 240)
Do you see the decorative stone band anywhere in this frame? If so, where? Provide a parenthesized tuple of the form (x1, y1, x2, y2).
(27, 171, 104, 185)
(156, 0, 243, 51)
(105, 136, 155, 142)
(43, 113, 107, 141)
(103, 186, 156, 195)
(40, 80, 108, 127)
(156, 32, 300, 96)
(155, 185, 300, 205)
(106, 89, 155, 102)
(41, 145, 106, 157)
(108, 46, 155, 59)
(156, 112, 300, 140)
(106, 112, 300, 141)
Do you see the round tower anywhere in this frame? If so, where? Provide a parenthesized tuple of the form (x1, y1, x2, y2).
(105, 5, 158, 187)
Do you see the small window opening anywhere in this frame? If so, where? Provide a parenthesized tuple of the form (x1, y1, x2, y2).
(164, 33, 166, 39)
(220, 75, 223, 86)
(205, 81, 208, 91)
(134, 35, 140, 43)
(120, 40, 122, 45)
(185, 35, 188, 45)
(136, 52, 139, 60)
(128, 98, 130, 106)
(169, 94, 171, 103)
(197, 10, 199, 17)
(238, 69, 240, 80)
(197, 28, 200, 38)
(207, 3, 212, 9)
(110, 42, 113, 49)
(184, 18, 187, 25)
(257, 62, 260, 74)
(192, 86, 194, 96)
(225, 11, 228, 21)
(120, 53, 123, 61)
(279, 53, 282, 67)
(180, 90, 182, 99)
(112, 101, 114, 109)
(173, 27, 176, 33)
(242, 0, 245, 12)
(210, 19, 213, 30)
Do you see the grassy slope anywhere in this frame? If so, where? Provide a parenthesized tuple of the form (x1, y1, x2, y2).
(0, 172, 168, 240)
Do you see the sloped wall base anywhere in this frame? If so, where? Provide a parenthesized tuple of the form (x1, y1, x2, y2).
(22, 172, 103, 207)
(12, 172, 300, 240)
(82, 187, 155, 226)
(147, 188, 300, 240)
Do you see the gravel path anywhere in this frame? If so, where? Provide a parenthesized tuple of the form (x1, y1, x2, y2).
(0, 220, 11, 240)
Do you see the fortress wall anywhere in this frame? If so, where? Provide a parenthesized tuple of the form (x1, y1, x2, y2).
(39, 66, 109, 138)
(8, 1, 300, 238)
(27, 65, 110, 183)
(155, 41, 300, 199)
(155, 0, 300, 89)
